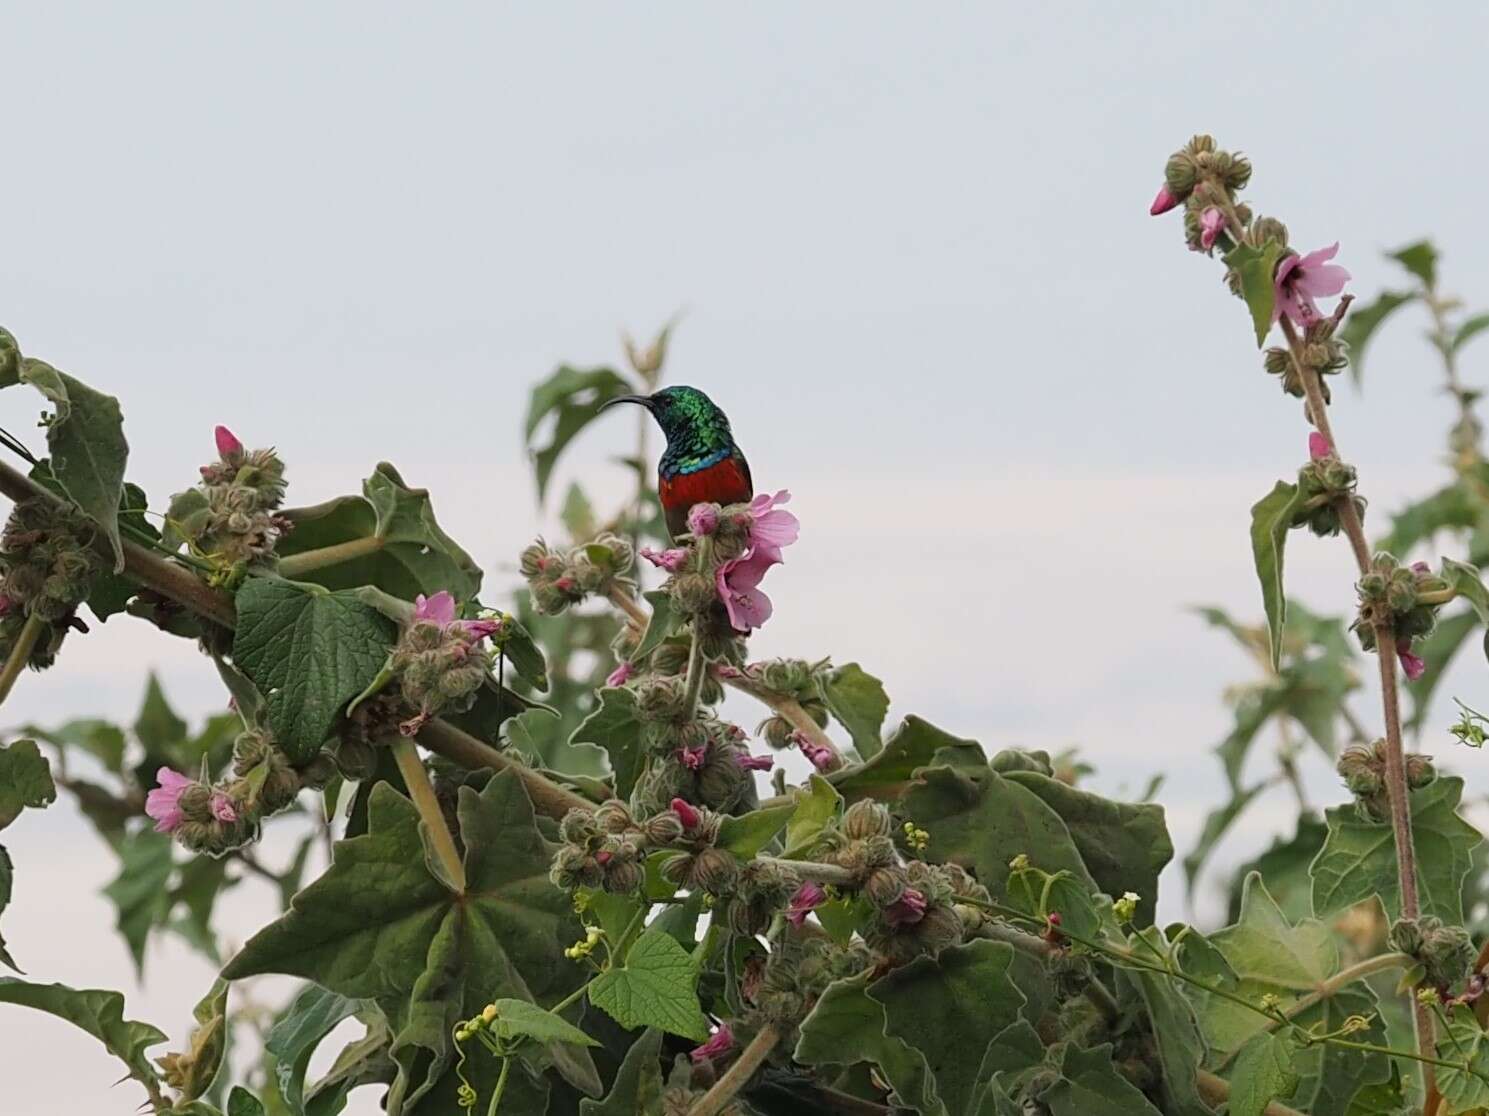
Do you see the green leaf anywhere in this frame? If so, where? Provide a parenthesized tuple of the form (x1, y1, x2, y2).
(0, 846, 16, 972)
(1377, 483, 1478, 557)
(178, 978, 230, 1102)
(580, 1028, 665, 1115)
(1183, 782, 1267, 895)
(1226, 814, 1328, 925)
(1225, 241, 1284, 347)
(1193, 874, 1392, 1114)
(1122, 927, 1212, 1116)
(277, 462, 482, 601)
(1310, 775, 1481, 925)
(1434, 1019, 1489, 1114)
(486, 998, 598, 1047)
(1389, 240, 1437, 287)
(870, 940, 1027, 1116)
(1229, 1031, 1300, 1116)
(134, 671, 188, 757)
(560, 483, 598, 540)
(782, 774, 842, 859)
(818, 663, 889, 759)
(16, 359, 129, 568)
(795, 972, 938, 1114)
(903, 763, 1094, 908)
(225, 772, 593, 1109)
(1343, 1067, 1405, 1116)
(1250, 480, 1303, 670)
(265, 984, 362, 1116)
(87, 483, 157, 620)
(232, 577, 397, 763)
(0, 977, 166, 1086)
(1340, 291, 1416, 385)
(227, 1088, 267, 1116)
(101, 828, 173, 975)
(570, 687, 642, 800)
(588, 928, 708, 1041)
(833, 715, 985, 802)
(632, 590, 677, 661)
(524, 366, 635, 502)
(1454, 311, 1489, 355)
(715, 802, 794, 858)
(0, 327, 19, 386)
(498, 619, 549, 693)
(1004, 768, 1171, 927)
(1043, 1042, 1165, 1116)
(0, 739, 55, 830)
(24, 716, 127, 772)
(1443, 557, 1489, 626)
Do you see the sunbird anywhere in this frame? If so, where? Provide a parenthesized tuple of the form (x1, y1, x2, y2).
(602, 386, 753, 539)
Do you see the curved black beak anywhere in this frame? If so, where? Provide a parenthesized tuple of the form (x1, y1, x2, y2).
(601, 393, 653, 412)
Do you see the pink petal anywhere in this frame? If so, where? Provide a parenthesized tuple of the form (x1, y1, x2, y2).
(413, 591, 457, 626)
(884, 888, 928, 928)
(1297, 242, 1340, 269)
(1199, 208, 1226, 250)
(1149, 184, 1180, 215)
(606, 662, 635, 688)
(680, 744, 707, 770)
(1295, 263, 1351, 300)
(690, 1024, 735, 1063)
(1399, 650, 1426, 682)
(670, 797, 701, 830)
(458, 618, 502, 640)
(785, 882, 827, 927)
(1309, 432, 1331, 460)
(214, 425, 244, 457)
(640, 546, 689, 572)
(210, 793, 238, 823)
(736, 752, 774, 771)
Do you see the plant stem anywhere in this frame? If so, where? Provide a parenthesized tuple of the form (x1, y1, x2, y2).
(718, 669, 844, 767)
(681, 630, 708, 720)
(608, 585, 648, 629)
(391, 736, 467, 893)
(486, 1056, 510, 1116)
(0, 613, 44, 708)
(687, 1023, 780, 1116)
(278, 535, 384, 578)
(755, 856, 858, 887)
(415, 718, 597, 817)
(1279, 314, 1436, 1092)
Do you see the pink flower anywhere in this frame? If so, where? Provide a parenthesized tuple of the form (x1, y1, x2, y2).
(640, 546, 689, 572)
(736, 752, 774, 771)
(1199, 207, 1226, 250)
(745, 491, 799, 555)
(793, 731, 839, 773)
(1149, 185, 1180, 216)
(687, 503, 720, 537)
(595, 849, 613, 866)
(215, 425, 243, 457)
(690, 1024, 734, 1064)
(716, 548, 780, 633)
(145, 767, 192, 833)
(1273, 243, 1351, 326)
(606, 661, 635, 688)
(0, 595, 14, 617)
(1397, 638, 1426, 682)
(1309, 432, 1331, 460)
(1412, 561, 1432, 575)
(680, 743, 707, 770)
(670, 797, 700, 831)
(210, 792, 238, 823)
(413, 591, 499, 640)
(884, 888, 928, 929)
(785, 882, 827, 927)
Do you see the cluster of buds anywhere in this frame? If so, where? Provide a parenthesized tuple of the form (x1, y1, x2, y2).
(154, 998, 226, 1103)
(549, 799, 683, 895)
(175, 426, 290, 568)
(737, 659, 831, 749)
(1391, 916, 1478, 994)
(1264, 315, 1349, 401)
(0, 498, 106, 667)
(563, 925, 606, 962)
(719, 858, 803, 937)
(741, 937, 873, 1042)
(1337, 739, 1436, 823)
(388, 591, 502, 736)
(1150, 135, 1252, 255)
(659, 799, 742, 898)
(1352, 555, 1448, 676)
(627, 675, 761, 814)
(520, 533, 634, 615)
(1293, 433, 1366, 538)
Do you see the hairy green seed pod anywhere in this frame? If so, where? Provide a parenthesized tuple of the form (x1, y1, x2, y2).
(842, 799, 894, 840)
(602, 859, 643, 895)
(641, 810, 684, 846)
(865, 866, 908, 908)
(559, 808, 600, 846)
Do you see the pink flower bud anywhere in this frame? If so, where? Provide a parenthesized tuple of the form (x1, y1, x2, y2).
(1412, 561, 1432, 575)
(210, 792, 238, 823)
(687, 503, 720, 537)
(680, 743, 707, 770)
(884, 888, 927, 928)
(606, 661, 635, 688)
(1397, 638, 1426, 681)
(785, 882, 827, 927)
(690, 1024, 734, 1064)
(640, 546, 689, 572)
(1149, 184, 1180, 216)
(736, 752, 774, 772)
(1199, 207, 1226, 250)
(214, 425, 244, 457)
(595, 849, 613, 866)
(670, 797, 700, 831)
(0, 595, 14, 617)
(1308, 432, 1331, 460)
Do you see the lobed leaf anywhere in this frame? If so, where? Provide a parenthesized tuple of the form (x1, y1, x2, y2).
(587, 929, 708, 1041)
(1249, 480, 1302, 671)
(0, 739, 55, 830)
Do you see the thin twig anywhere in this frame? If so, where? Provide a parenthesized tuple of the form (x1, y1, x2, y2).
(687, 1024, 780, 1116)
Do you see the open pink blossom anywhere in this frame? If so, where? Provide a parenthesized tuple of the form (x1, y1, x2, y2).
(670, 797, 701, 831)
(786, 882, 827, 927)
(1397, 638, 1426, 682)
(1273, 243, 1351, 326)
(745, 490, 799, 555)
(736, 752, 774, 771)
(210, 792, 238, 823)
(640, 546, 689, 572)
(1199, 207, 1226, 250)
(215, 425, 243, 457)
(690, 1024, 734, 1064)
(680, 743, 707, 770)
(145, 767, 193, 833)
(413, 590, 500, 640)
(884, 888, 928, 929)
(1149, 184, 1180, 215)
(606, 661, 635, 688)
(716, 548, 779, 633)
(1309, 432, 1331, 460)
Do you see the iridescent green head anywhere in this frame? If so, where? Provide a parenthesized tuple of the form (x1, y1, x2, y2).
(603, 385, 739, 477)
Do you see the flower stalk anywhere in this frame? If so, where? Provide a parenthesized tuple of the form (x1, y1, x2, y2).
(277, 535, 384, 578)
(390, 736, 467, 893)
(0, 612, 43, 708)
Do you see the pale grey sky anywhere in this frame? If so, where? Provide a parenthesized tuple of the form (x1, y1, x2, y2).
(6, 3, 1489, 1113)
